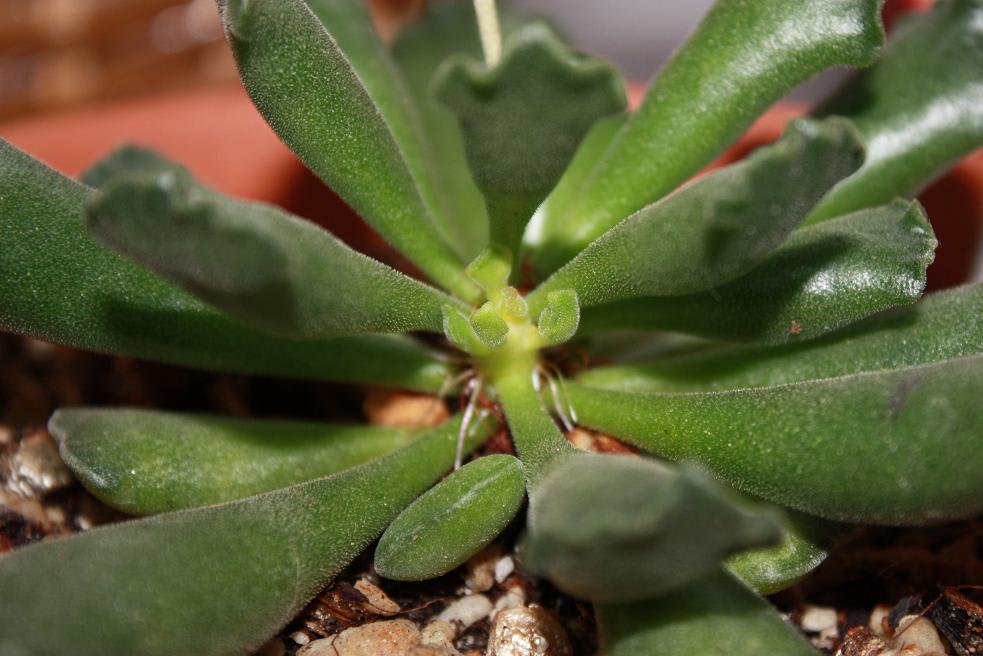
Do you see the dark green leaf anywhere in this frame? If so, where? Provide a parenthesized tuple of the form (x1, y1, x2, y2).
(375, 454, 525, 581)
(579, 283, 983, 393)
(220, 0, 476, 299)
(52, 408, 414, 515)
(524, 455, 780, 603)
(0, 140, 449, 391)
(81, 144, 176, 187)
(0, 415, 493, 656)
(436, 22, 625, 258)
(527, 118, 865, 314)
(567, 353, 983, 524)
(727, 511, 840, 595)
(87, 160, 458, 338)
(807, 0, 983, 224)
(596, 571, 818, 656)
(391, 0, 493, 259)
(527, 0, 884, 277)
(578, 200, 936, 344)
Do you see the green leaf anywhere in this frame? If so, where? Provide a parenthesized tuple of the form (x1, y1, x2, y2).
(375, 454, 524, 581)
(596, 571, 818, 656)
(52, 408, 414, 515)
(81, 144, 176, 187)
(727, 510, 840, 595)
(578, 200, 936, 344)
(527, 118, 865, 315)
(807, 0, 983, 224)
(436, 22, 625, 259)
(0, 415, 493, 656)
(219, 0, 476, 299)
(527, 0, 884, 277)
(523, 455, 780, 603)
(579, 283, 983, 394)
(567, 353, 983, 524)
(537, 289, 580, 346)
(391, 0, 493, 259)
(87, 159, 458, 339)
(0, 141, 449, 391)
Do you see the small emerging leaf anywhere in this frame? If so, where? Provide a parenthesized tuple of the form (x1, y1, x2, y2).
(807, 0, 983, 223)
(578, 200, 936, 344)
(443, 304, 489, 355)
(436, 22, 625, 257)
(596, 571, 819, 656)
(375, 454, 525, 581)
(528, 118, 865, 314)
(471, 302, 510, 349)
(52, 408, 413, 515)
(524, 455, 781, 603)
(537, 289, 580, 345)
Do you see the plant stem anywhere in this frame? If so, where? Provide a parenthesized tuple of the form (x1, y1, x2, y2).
(474, 0, 503, 67)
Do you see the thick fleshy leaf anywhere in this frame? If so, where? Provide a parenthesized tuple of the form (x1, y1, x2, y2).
(219, 0, 476, 299)
(526, 0, 884, 277)
(727, 511, 840, 595)
(523, 454, 780, 603)
(0, 141, 449, 391)
(807, 0, 983, 224)
(527, 118, 865, 314)
(567, 353, 983, 524)
(579, 283, 983, 394)
(436, 22, 625, 259)
(578, 200, 936, 344)
(391, 0, 492, 259)
(52, 408, 414, 515)
(0, 415, 493, 656)
(86, 157, 458, 338)
(375, 454, 525, 581)
(596, 571, 818, 656)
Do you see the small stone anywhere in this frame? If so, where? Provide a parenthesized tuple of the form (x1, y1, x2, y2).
(437, 594, 493, 630)
(300, 619, 421, 656)
(290, 631, 312, 646)
(492, 588, 526, 619)
(870, 605, 893, 638)
(3, 430, 74, 498)
(836, 627, 889, 656)
(800, 604, 839, 650)
(890, 616, 947, 655)
(354, 577, 400, 615)
(487, 605, 572, 656)
(254, 638, 286, 656)
(421, 619, 457, 649)
(494, 556, 515, 584)
(564, 427, 635, 455)
(364, 389, 449, 429)
(464, 544, 501, 593)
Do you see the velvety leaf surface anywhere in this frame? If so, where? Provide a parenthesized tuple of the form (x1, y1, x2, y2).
(727, 511, 839, 595)
(0, 141, 450, 391)
(579, 283, 983, 394)
(0, 416, 492, 656)
(568, 353, 983, 524)
(391, 0, 492, 259)
(375, 454, 525, 581)
(219, 0, 476, 299)
(578, 200, 936, 344)
(523, 455, 780, 603)
(596, 571, 818, 656)
(87, 158, 457, 338)
(436, 22, 625, 258)
(527, 118, 865, 314)
(807, 0, 983, 224)
(52, 408, 414, 515)
(526, 0, 884, 277)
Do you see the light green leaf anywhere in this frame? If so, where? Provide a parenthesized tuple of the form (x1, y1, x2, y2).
(375, 454, 525, 581)
(52, 408, 414, 515)
(568, 353, 983, 524)
(578, 200, 936, 344)
(527, 118, 865, 314)
(579, 283, 983, 394)
(0, 415, 492, 656)
(391, 0, 493, 259)
(523, 455, 780, 603)
(527, 0, 884, 277)
(87, 158, 458, 339)
(807, 0, 983, 224)
(436, 22, 625, 259)
(0, 140, 449, 391)
(219, 0, 476, 299)
(596, 571, 818, 656)
(727, 510, 840, 595)
(537, 289, 580, 346)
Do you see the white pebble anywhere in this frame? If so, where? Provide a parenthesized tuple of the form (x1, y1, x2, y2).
(437, 594, 493, 629)
(494, 556, 515, 583)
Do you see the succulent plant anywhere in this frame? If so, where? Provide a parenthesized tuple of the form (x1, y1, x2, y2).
(1, 0, 982, 654)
